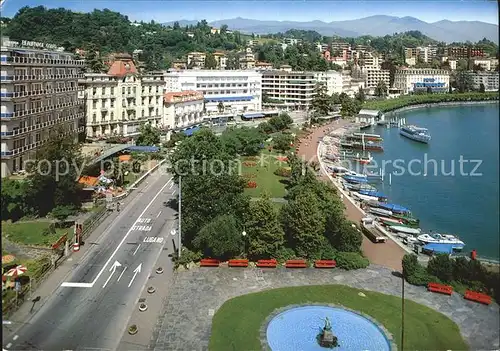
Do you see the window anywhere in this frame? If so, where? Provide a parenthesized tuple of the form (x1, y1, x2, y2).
(93, 87, 97, 95)
(122, 87, 125, 95)
(111, 87, 114, 95)
(102, 87, 105, 95)
(111, 112, 114, 121)
(92, 113, 96, 122)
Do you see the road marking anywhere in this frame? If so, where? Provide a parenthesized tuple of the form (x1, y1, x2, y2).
(6, 344, 11, 349)
(102, 260, 122, 288)
(12, 335, 18, 341)
(157, 211, 162, 218)
(133, 244, 141, 256)
(91, 178, 172, 286)
(143, 236, 164, 244)
(132, 225, 152, 231)
(169, 182, 174, 189)
(128, 263, 142, 288)
(61, 282, 93, 288)
(117, 266, 127, 282)
(172, 190, 176, 195)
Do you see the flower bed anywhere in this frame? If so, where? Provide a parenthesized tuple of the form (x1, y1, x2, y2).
(242, 161, 257, 167)
(274, 168, 291, 177)
(275, 156, 288, 162)
(242, 173, 257, 179)
(244, 156, 259, 161)
(246, 181, 257, 188)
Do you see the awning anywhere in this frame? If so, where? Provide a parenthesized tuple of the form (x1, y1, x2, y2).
(126, 146, 160, 152)
(242, 113, 265, 119)
(13, 50, 29, 55)
(205, 96, 253, 102)
(184, 126, 200, 136)
(423, 243, 454, 254)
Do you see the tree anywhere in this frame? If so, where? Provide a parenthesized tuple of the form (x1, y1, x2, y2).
(28, 126, 84, 217)
(426, 86, 433, 94)
(311, 83, 332, 116)
(1, 179, 33, 221)
(204, 53, 217, 69)
(281, 191, 326, 258)
(340, 96, 361, 118)
(452, 70, 474, 93)
(135, 123, 160, 146)
(220, 127, 266, 156)
(374, 80, 388, 97)
(245, 194, 285, 259)
(83, 43, 105, 73)
(217, 101, 225, 113)
(402, 253, 419, 278)
(427, 254, 454, 282)
(193, 214, 243, 259)
(272, 133, 294, 153)
(479, 83, 486, 93)
(355, 87, 365, 102)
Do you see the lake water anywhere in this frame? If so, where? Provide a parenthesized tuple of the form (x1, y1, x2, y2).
(367, 103, 499, 260)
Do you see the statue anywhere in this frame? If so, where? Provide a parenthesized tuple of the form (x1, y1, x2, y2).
(317, 316, 338, 348)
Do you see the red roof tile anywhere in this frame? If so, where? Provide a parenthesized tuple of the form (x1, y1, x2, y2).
(164, 90, 204, 104)
(107, 55, 138, 77)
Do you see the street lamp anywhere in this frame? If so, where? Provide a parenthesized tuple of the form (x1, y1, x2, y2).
(242, 230, 247, 256)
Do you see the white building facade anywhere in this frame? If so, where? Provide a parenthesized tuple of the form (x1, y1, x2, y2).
(261, 70, 317, 110)
(394, 68, 450, 94)
(314, 70, 343, 95)
(1, 37, 85, 178)
(164, 69, 262, 113)
(471, 71, 499, 91)
(362, 67, 390, 93)
(163, 91, 204, 131)
(80, 54, 165, 138)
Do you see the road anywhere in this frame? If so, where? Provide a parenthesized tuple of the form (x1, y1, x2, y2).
(4, 170, 179, 350)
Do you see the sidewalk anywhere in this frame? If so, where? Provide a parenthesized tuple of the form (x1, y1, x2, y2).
(2, 175, 157, 340)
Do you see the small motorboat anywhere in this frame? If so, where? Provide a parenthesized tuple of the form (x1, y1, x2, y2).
(389, 225, 421, 235)
(417, 233, 465, 249)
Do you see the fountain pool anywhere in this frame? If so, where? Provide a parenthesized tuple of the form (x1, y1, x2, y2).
(266, 305, 392, 351)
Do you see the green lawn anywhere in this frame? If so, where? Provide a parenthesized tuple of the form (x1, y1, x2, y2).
(209, 285, 468, 351)
(240, 150, 287, 198)
(2, 221, 69, 247)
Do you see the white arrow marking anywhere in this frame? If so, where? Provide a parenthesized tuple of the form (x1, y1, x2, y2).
(128, 263, 142, 288)
(172, 190, 176, 195)
(169, 182, 174, 189)
(133, 244, 141, 256)
(117, 266, 127, 282)
(102, 261, 122, 288)
(157, 211, 162, 218)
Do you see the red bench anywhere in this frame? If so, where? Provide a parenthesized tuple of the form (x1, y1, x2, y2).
(200, 258, 220, 267)
(464, 289, 492, 305)
(427, 282, 453, 296)
(314, 260, 336, 269)
(256, 259, 277, 268)
(285, 259, 307, 268)
(228, 259, 249, 267)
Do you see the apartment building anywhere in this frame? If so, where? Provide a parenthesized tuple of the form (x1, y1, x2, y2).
(473, 59, 493, 71)
(471, 71, 499, 91)
(341, 71, 366, 97)
(405, 46, 438, 64)
(163, 91, 204, 130)
(213, 52, 227, 69)
(394, 68, 450, 94)
(164, 69, 262, 113)
(1, 37, 85, 178)
(261, 70, 317, 110)
(314, 70, 343, 95)
(361, 67, 390, 92)
(255, 61, 274, 71)
(239, 48, 256, 69)
(80, 54, 165, 138)
(187, 52, 206, 69)
(283, 38, 302, 46)
(447, 47, 485, 59)
(330, 42, 350, 54)
(316, 43, 329, 52)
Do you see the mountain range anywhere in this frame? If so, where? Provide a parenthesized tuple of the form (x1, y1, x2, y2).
(163, 15, 498, 43)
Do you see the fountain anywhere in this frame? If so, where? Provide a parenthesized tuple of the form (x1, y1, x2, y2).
(317, 317, 339, 348)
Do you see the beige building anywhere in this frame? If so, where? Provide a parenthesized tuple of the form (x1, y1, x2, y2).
(163, 91, 204, 131)
(213, 52, 227, 69)
(361, 67, 390, 92)
(239, 48, 255, 69)
(473, 59, 492, 71)
(1, 37, 85, 177)
(262, 70, 316, 110)
(394, 68, 450, 94)
(471, 71, 499, 91)
(187, 52, 206, 69)
(80, 54, 165, 138)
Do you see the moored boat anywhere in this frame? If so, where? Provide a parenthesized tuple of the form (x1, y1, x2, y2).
(389, 225, 421, 235)
(377, 203, 410, 214)
(343, 175, 368, 184)
(400, 125, 431, 143)
(368, 207, 393, 217)
(343, 182, 377, 192)
(352, 192, 381, 202)
(417, 233, 465, 250)
(340, 141, 384, 152)
(358, 190, 387, 201)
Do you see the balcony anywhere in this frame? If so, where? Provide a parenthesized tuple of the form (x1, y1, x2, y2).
(1, 86, 81, 100)
(10, 101, 83, 118)
(0, 113, 84, 138)
(1, 56, 85, 66)
(9, 74, 85, 82)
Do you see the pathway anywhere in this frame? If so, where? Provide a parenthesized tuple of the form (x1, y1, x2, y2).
(250, 197, 287, 203)
(153, 266, 499, 351)
(295, 121, 406, 271)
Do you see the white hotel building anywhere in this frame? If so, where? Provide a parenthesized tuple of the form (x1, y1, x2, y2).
(1, 37, 85, 178)
(164, 69, 262, 113)
(394, 68, 450, 95)
(471, 71, 499, 92)
(163, 90, 204, 132)
(261, 70, 343, 110)
(80, 54, 165, 138)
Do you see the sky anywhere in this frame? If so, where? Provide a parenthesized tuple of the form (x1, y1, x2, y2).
(1, 0, 498, 25)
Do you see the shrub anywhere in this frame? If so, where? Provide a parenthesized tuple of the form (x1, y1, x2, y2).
(335, 252, 369, 270)
(273, 167, 291, 177)
(173, 248, 203, 269)
(244, 156, 258, 161)
(407, 266, 437, 286)
(274, 247, 296, 263)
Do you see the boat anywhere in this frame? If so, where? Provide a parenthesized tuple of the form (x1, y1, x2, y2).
(377, 217, 403, 225)
(348, 133, 383, 142)
(352, 192, 380, 202)
(391, 213, 420, 226)
(417, 233, 465, 250)
(359, 122, 372, 130)
(400, 125, 431, 143)
(403, 236, 419, 245)
(358, 190, 388, 201)
(389, 225, 421, 235)
(360, 217, 387, 243)
(343, 183, 377, 192)
(342, 175, 368, 184)
(354, 156, 373, 164)
(340, 141, 384, 152)
(377, 203, 410, 214)
(368, 207, 393, 217)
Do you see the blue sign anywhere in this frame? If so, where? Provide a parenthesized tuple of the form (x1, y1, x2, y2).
(423, 78, 435, 82)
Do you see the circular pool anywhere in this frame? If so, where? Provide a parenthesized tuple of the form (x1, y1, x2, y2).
(266, 305, 392, 351)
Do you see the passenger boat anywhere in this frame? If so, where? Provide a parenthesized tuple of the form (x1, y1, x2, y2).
(389, 225, 421, 235)
(417, 233, 465, 250)
(400, 125, 431, 143)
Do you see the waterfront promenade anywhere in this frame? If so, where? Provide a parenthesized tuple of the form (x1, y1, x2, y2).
(296, 121, 406, 271)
